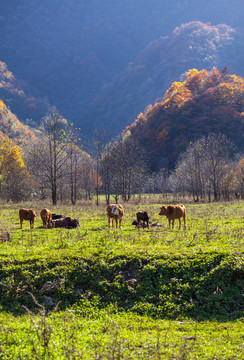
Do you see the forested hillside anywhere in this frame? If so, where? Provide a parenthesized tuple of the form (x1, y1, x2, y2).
(123, 68, 244, 170)
(0, 100, 36, 145)
(88, 21, 238, 134)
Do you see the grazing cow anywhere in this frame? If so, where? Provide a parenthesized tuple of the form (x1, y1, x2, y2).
(19, 208, 36, 229)
(159, 204, 186, 230)
(40, 208, 52, 228)
(48, 216, 80, 229)
(136, 211, 149, 228)
(107, 204, 124, 228)
(52, 213, 65, 220)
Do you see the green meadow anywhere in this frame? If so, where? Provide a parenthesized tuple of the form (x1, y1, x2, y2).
(0, 197, 243, 359)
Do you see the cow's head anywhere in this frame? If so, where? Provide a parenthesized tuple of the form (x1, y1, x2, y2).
(159, 206, 167, 216)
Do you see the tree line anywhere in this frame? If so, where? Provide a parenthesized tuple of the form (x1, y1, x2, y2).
(0, 108, 243, 204)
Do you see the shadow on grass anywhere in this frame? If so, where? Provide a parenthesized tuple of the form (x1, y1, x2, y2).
(0, 252, 242, 322)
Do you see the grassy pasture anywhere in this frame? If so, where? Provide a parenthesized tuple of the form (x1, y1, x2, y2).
(0, 197, 243, 358)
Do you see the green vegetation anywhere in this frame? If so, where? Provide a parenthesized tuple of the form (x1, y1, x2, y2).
(0, 198, 243, 358)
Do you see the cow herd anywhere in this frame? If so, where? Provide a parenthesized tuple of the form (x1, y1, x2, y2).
(107, 203, 186, 230)
(18, 203, 186, 230)
(19, 208, 80, 229)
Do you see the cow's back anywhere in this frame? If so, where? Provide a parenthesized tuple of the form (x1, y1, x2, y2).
(166, 204, 185, 219)
(107, 204, 124, 219)
(19, 208, 35, 220)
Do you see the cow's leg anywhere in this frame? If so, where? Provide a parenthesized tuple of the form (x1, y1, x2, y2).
(168, 219, 171, 229)
(183, 214, 186, 230)
(119, 218, 122, 228)
(115, 217, 118, 228)
(172, 219, 174, 229)
(108, 217, 111, 227)
(179, 218, 181, 230)
(20, 218, 23, 229)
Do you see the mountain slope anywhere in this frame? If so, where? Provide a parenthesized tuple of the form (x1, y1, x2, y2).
(123, 68, 244, 170)
(0, 98, 36, 144)
(85, 22, 237, 135)
(0, 61, 50, 126)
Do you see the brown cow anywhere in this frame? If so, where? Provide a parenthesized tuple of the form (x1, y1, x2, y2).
(40, 208, 52, 229)
(19, 208, 36, 229)
(48, 216, 80, 229)
(107, 204, 124, 228)
(159, 204, 186, 230)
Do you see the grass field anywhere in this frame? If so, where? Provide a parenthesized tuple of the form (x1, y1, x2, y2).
(0, 197, 243, 358)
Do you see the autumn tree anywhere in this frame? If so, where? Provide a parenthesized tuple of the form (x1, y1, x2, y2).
(0, 134, 32, 201)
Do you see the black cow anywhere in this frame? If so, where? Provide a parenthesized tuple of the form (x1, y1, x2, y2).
(48, 217, 80, 229)
(136, 211, 149, 228)
(52, 214, 65, 220)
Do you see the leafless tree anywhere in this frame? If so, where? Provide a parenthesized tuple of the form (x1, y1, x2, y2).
(110, 137, 147, 201)
(169, 134, 236, 202)
(24, 108, 68, 205)
(235, 158, 244, 199)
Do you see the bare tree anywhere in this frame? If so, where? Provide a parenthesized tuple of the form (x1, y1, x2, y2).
(89, 129, 113, 205)
(24, 108, 68, 205)
(110, 137, 147, 201)
(169, 133, 236, 202)
(203, 134, 235, 201)
(235, 158, 244, 199)
(65, 123, 83, 204)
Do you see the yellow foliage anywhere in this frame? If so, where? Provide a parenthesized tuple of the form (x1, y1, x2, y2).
(185, 68, 200, 78)
(0, 100, 7, 109)
(163, 81, 183, 102)
(0, 135, 26, 173)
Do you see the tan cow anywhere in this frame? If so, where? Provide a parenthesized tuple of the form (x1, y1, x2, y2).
(19, 208, 36, 229)
(107, 204, 124, 228)
(40, 208, 52, 229)
(159, 204, 186, 230)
